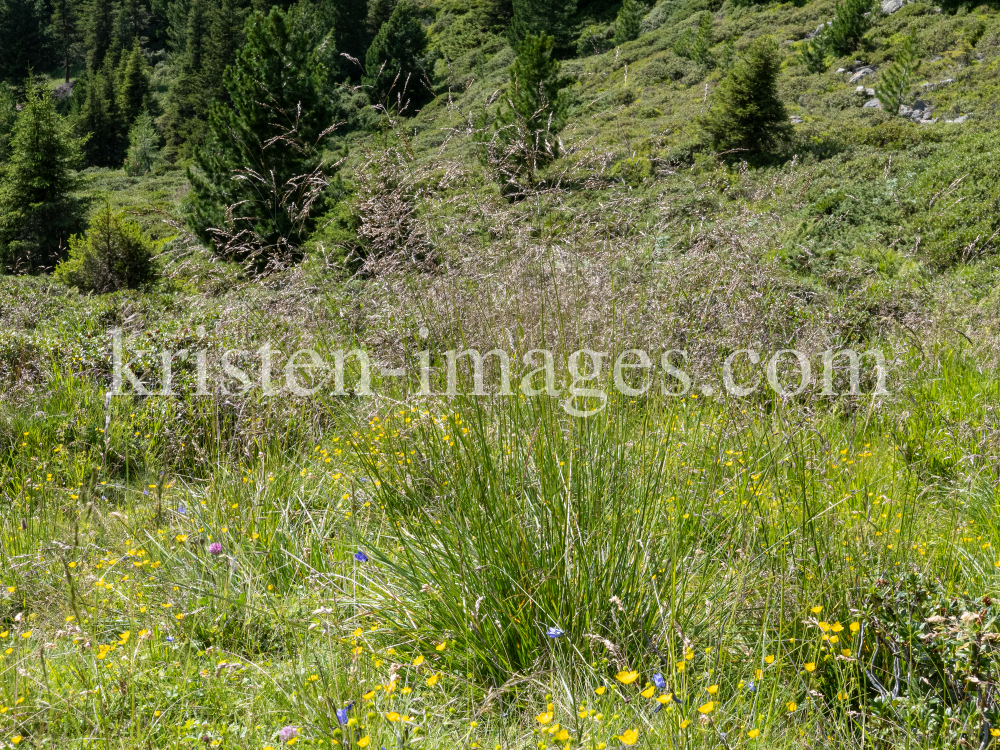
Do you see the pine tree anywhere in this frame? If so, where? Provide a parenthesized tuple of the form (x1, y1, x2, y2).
(0, 80, 85, 273)
(826, 0, 871, 56)
(801, 31, 827, 73)
(123, 110, 159, 174)
(50, 0, 82, 82)
(363, 0, 428, 109)
(494, 32, 572, 183)
(162, 0, 210, 157)
(702, 36, 790, 154)
(613, 0, 642, 46)
(187, 5, 337, 269)
(203, 0, 246, 90)
(77, 59, 122, 166)
(366, 0, 395, 35)
(83, 0, 115, 70)
(875, 32, 918, 115)
(508, 0, 575, 51)
(0, 0, 51, 84)
(110, 0, 151, 56)
(0, 83, 16, 162)
(55, 202, 158, 291)
(690, 12, 713, 65)
(117, 39, 153, 126)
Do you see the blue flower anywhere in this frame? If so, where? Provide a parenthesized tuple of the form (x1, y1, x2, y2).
(354, 550, 368, 562)
(745, 679, 757, 693)
(165, 636, 175, 642)
(546, 626, 565, 639)
(178, 504, 186, 515)
(336, 703, 353, 725)
(652, 673, 666, 690)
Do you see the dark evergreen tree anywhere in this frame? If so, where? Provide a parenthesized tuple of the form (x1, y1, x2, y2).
(77, 59, 122, 165)
(508, 0, 574, 51)
(801, 31, 827, 73)
(0, 0, 51, 84)
(83, 0, 114, 70)
(497, 33, 571, 163)
(203, 0, 246, 89)
(187, 5, 337, 268)
(0, 83, 16, 162)
(363, 0, 428, 109)
(826, 0, 871, 56)
(110, 0, 151, 57)
(0, 80, 86, 273)
(702, 36, 790, 154)
(50, 0, 83, 82)
(613, 0, 642, 46)
(689, 12, 713, 65)
(366, 0, 394, 35)
(117, 39, 153, 125)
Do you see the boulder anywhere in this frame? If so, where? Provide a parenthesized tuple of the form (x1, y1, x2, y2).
(849, 67, 876, 83)
(863, 98, 882, 108)
(881, 0, 905, 13)
(53, 81, 75, 100)
(945, 114, 970, 123)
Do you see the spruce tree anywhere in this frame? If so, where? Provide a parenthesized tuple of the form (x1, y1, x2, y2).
(0, 0, 51, 84)
(613, 0, 642, 46)
(875, 32, 918, 115)
(363, 0, 428, 109)
(801, 31, 827, 73)
(162, 0, 210, 156)
(690, 12, 713, 65)
(187, 4, 337, 269)
(77, 59, 122, 166)
(83, 0, 114, 70)
(110, 0, 151, 56)
(0, 83, 16, 162)
(826, 0, 871, 57)
(508, 0, 575, 51)
(702, 36, 790, 154)
(50, 0, 82, 82)
(366, 0, 395, 35)
(203, 0, 246, 90)
(117, 39, 153, 125)
(0, 80, 85, 273)
(495, 32, 571, 182)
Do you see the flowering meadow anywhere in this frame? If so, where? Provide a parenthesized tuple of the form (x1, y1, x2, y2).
(2, 314, 1000, 750)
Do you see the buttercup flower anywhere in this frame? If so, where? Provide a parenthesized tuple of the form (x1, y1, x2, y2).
(616, 670, 639, 685)
(619, 729, 638, 746)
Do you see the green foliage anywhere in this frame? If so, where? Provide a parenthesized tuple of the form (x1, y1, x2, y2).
(702, 36, 790, 154)
(366, 0, 396, 36)
(110, 0, 151, 56)
(117, 39, 154, 127)
(576, 23, 613, 57)
(0, 80, 85, 273)
(508, 0, 575, 51)
(801, 31, 828, 73)
(77, 59, 123, 167)
(875, 32, 919, 116)
(83, 0, 115, 70)
(55, 202, 158, 292)
(0, 0, 51, 83)
(363, 0, 429, 110)
(826, 0, 872, 56)
(186, 4, 338, 270)
(487, 32, 572, 188)
(0, 82, 15, 163)
(673, 13, 712, 65)
(49, 0, 82, 82)
(614, 0, 643, 46)
(124, 110, 160, 175)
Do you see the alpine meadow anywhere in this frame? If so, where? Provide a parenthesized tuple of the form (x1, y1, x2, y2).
(4, 0, 1000, 747)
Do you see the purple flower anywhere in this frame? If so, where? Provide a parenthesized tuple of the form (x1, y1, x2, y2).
(208, 542, 223, 556)
(354, 550, 368, 562)
(546, 626, 565, 639)
(278, 726, 299, 742)
(652, 673, 666, 690)
(177, 504, 186, 515)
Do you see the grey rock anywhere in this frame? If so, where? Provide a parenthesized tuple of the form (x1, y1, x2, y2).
(898, 105, 914, 116)
(945, 114, 970, 123)
(52, 80, 75, 100)
(912, 99, 928, 111)
(789, 116, 804, 124)
(881, 0, 904, 13)
(866, 87, 875, 96)
(836, 67, 847, 73)
(849, 66, 876, 83)
(863, 98, 882, 108)
(919, 117, 938, 124)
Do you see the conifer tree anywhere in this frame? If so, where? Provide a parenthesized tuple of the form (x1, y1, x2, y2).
(0, 83, 16, 162)
(689, 12, 713, 65)
(702, 36, 790, 154)
(826, 0, 871, 56)
(110, 0, 151, 57)
(801, 30, 827, 73)
(613, 0, 642, 46)
(203, 0, 246, 90)
(508, 0, 575, 51)
(50, 0, 82, 82)
(494, 32, 571, 183)
(366, 0, 395, 35)
(187, 5, 337, 268)
(0, 80, 85, 273)
(0, 0, 51, 83)
(363, 0, 428, 109)
(117, 39, 153, 126)
(83, 0, 115, 70)
(77, 59, 122, 166)
(875, 32, 918, 115)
